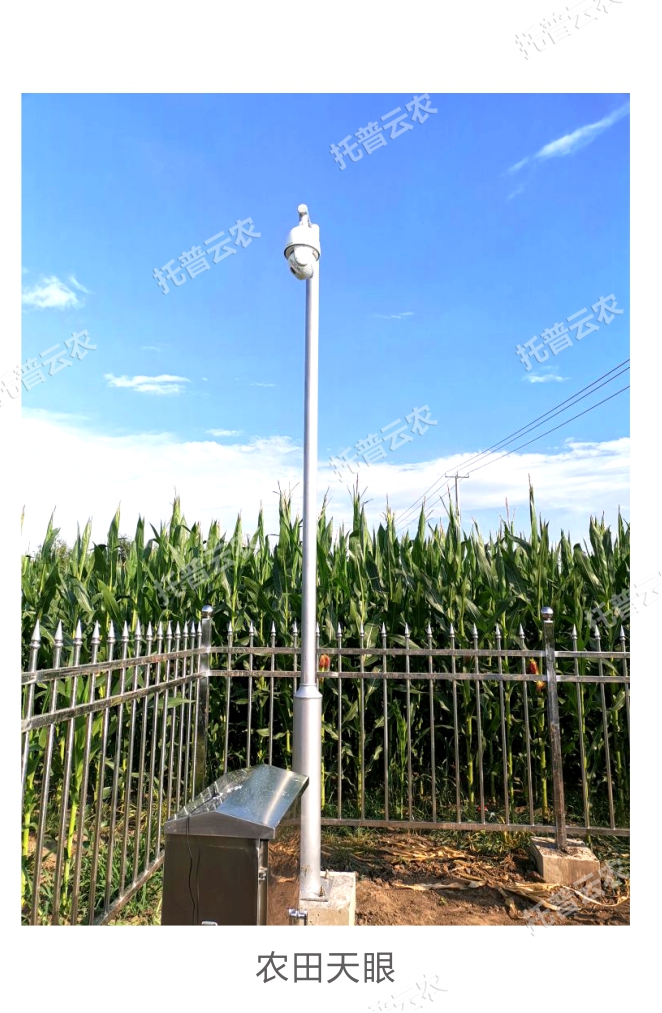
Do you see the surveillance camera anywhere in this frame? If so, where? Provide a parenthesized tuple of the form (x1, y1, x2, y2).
(287, 246, 317, 280)
(284, 216, 321, 279)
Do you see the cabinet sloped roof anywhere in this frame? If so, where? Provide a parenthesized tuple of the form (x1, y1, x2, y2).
(165, 764, 308, 839)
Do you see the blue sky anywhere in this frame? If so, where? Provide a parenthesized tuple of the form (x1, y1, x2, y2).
(20, 92, 629, 547)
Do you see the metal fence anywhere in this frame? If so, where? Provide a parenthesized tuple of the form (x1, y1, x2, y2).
(21, 604, 629, 925)
(21, 609, 212, 925)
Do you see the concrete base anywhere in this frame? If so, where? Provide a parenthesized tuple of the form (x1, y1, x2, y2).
(298, 870, 357, 926)
(530, 837, 601, 894)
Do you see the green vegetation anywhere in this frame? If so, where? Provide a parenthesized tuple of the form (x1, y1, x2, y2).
(21, 486, 629, 922)
(22, 485, 629, 663)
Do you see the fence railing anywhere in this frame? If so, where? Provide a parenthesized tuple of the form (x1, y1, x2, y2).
(21, 605, 629, 925)
(21, 608, 211, 925)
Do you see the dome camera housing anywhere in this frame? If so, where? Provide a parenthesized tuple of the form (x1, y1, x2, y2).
(287, 246, 317, 280)
(284, 218, 321, 281)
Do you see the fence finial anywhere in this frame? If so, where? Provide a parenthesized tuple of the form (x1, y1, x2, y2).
(108, 620, 116, 643)
(91, 620, 101, 645)
(271, 621, 276, 636)
(404, 622, 410, 638)
(157, 621, 163, 639)
(449, 622, 455, 637)
(135, 619, 142, 641)
(202, 605, 214, 618)
(146, 621, 153, 640)
(541, 606, 554, 621)
(54, 620, 64, 646)
(74, 620, 83, 644)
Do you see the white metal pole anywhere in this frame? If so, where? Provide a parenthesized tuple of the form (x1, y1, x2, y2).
(293, 235, 323, 900)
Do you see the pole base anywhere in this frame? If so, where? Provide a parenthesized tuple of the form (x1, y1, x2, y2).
(293, 684, 323, 899)
(529, 837, 601, 893)
(297, 871, 357, 926)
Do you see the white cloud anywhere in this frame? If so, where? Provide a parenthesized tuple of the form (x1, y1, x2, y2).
(250, 382, 276, 388)
(509, 102, 630, 174)
(68, 275, 90, 293)
(22, 407, 90, 424)
(371, 312, 414, 320)
(207, 428, 242, 437)
(20, 410, 629, 552)
(537, 103, 629, 160)
(388, 438, 629, 537)
(508, 158, 529, 175)
(104, 373, 190, 395)
(523, 374, 569, 384)
(21, 275, 83, 309)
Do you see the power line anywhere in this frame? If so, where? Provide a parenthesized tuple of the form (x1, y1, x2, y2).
(399, 384, 629, 530)
(450, 361, 630, 474)
(463, 384, 629, 477)
(396, 360, 629, 529)
(395, 362, 630, 531)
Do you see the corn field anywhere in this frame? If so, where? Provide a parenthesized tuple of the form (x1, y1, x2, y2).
(21, 487, 629, 920)
(22, 486, 629, 663)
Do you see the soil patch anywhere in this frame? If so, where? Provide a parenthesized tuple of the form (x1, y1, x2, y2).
(322, 830, 630, 928)
(357, 879, 516, 925)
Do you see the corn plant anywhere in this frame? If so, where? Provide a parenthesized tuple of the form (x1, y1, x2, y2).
(23, 484, 629, 843)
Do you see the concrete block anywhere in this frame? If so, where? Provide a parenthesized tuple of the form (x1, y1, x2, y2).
(298, 870, 357, 926)
(530, 836, 602, 894)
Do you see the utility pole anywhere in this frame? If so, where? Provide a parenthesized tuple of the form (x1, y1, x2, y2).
(284, 204, 323, 901)
(444, 472, 469, 521)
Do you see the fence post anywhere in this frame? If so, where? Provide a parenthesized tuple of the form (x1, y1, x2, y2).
(194, 605, 213, 795)
(541, 606, 567, 852)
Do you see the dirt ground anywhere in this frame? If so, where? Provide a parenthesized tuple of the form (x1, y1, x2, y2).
(356, 877, 629, 927)
(321, 830, 630, 928)
(109, 828, 629, 926)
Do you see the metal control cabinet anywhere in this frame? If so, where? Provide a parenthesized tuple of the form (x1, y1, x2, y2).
(161, 765, 308, 926)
